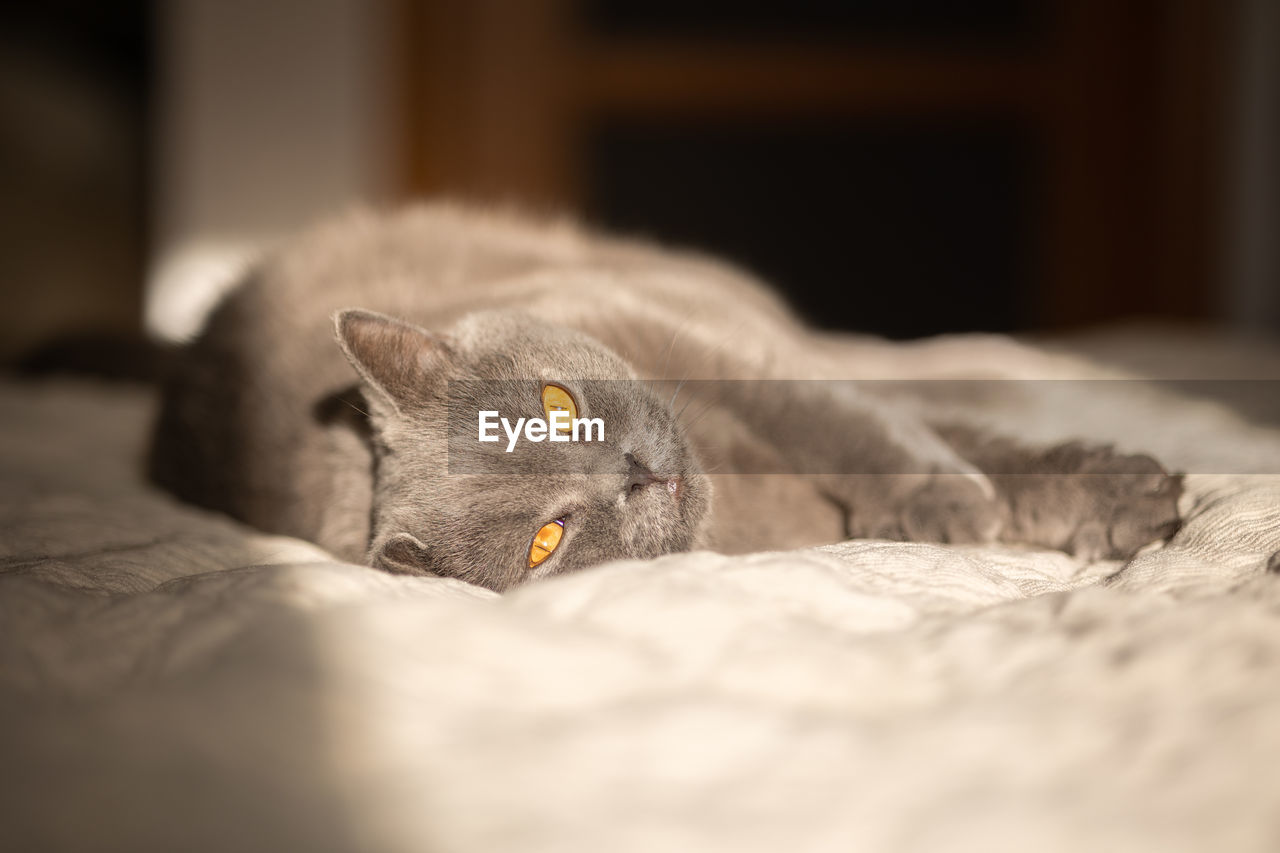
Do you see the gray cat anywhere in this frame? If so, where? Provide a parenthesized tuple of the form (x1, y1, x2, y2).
(150, 203, 1181, 591)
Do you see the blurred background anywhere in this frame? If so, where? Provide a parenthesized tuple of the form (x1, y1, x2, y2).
(1, 0, 1275, 364)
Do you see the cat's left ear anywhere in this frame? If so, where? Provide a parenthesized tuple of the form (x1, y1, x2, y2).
(372, 531, 441, 575)
(333, 309, 451, 414)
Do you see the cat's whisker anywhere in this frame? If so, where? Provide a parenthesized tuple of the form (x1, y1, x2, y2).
(668, 377, 690, 409)
(676, 371, 729, 422)
(666, 320, 749, 412)
(675, 387, 702, 420)
(689, 320, 751, 381)
(686, 404, 716, 432)
(658, 316, 695, 384)
(681, 397, 722, 431)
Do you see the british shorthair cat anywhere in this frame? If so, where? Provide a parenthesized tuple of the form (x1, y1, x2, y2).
(150, 203, 1181, 591)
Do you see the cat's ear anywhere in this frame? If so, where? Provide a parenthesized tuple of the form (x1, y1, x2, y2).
(372, 531, 439, 575)
(333, 309, 451, 413)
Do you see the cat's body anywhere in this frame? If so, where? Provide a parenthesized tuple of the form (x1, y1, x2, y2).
(151, 202, 1181, 591)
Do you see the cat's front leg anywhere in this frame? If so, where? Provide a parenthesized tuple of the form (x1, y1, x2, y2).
(693, 381, 1005, 546)
(933, 424, 1183, 560)
(825, 471, 1003, 545)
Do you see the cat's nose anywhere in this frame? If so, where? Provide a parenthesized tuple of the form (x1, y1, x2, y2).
(624, 453, 661, 495)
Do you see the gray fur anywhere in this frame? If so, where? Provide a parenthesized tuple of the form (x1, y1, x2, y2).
(150, 202, 1181, 591)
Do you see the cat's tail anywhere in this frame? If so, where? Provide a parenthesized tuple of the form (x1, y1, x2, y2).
(15, 331, 175, 384)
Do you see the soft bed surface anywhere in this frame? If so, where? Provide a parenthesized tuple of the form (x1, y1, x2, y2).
(3, 334, 1280, 852)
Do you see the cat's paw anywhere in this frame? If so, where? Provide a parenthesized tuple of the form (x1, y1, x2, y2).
(846, 472, 1003, 545)
(999, 444, 1182, 561)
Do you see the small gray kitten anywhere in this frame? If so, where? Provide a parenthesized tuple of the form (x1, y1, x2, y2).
(150, 203, 1181, 591)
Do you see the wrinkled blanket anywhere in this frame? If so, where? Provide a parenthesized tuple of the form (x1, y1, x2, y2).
(3, 333, 1280, 852)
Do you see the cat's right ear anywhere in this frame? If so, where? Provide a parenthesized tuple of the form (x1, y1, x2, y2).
(333, 309, 451, 414)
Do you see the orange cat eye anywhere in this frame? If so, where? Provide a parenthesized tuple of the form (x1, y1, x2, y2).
(528, 518, 565, 568)
(541, 384, 577, 435)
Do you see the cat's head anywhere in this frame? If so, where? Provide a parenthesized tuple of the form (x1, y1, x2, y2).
(334, 308, 710, 591)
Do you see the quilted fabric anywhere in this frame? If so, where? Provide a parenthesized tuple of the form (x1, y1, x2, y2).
(3, 335, 1279, 851)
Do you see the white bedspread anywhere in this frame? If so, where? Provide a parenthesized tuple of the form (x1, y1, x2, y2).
(3, 335, 1280, 852)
